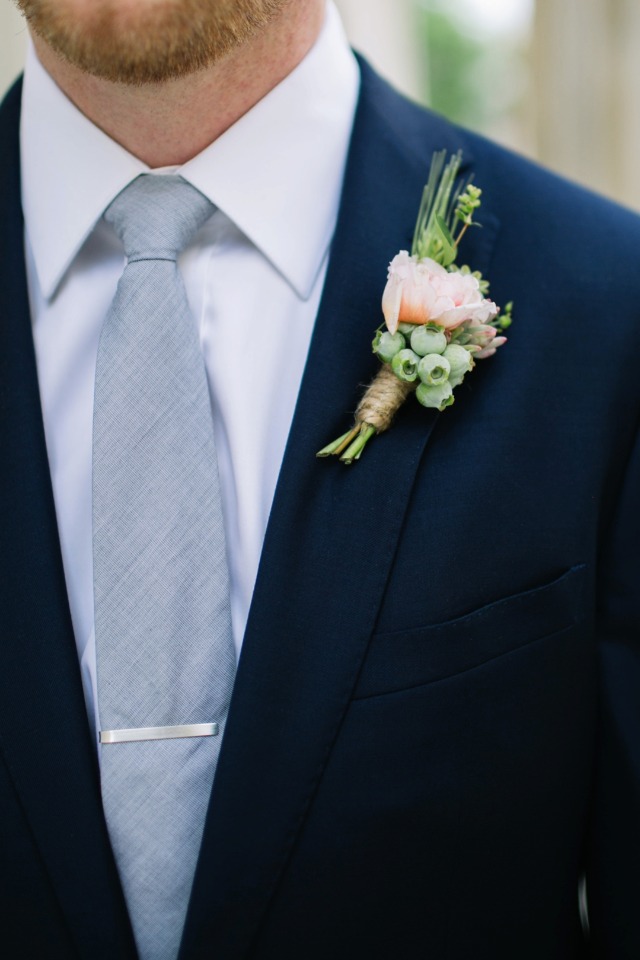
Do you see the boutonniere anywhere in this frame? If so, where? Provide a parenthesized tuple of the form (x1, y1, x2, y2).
(317, 150, 512, 464)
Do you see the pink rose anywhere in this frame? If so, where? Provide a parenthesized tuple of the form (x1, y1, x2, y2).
(382, 251, 498, 334)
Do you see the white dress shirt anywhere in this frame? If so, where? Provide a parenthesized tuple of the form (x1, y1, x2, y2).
(20, 2, 360, 736)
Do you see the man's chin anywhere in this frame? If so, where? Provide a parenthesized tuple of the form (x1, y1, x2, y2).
(15, 0, 289, 85)
(41, 34, 226, 87)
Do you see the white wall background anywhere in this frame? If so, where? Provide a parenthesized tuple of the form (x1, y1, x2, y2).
(0, 1, 27, 95)
(335, 0, 423, 101)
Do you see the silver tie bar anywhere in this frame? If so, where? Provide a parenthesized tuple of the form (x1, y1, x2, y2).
(99, 723, 219, 744)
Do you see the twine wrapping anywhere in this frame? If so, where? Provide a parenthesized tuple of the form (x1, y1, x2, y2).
(355, 364, 415, 433)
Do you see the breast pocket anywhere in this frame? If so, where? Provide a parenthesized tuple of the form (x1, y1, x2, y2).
(352, 564, 588, 699)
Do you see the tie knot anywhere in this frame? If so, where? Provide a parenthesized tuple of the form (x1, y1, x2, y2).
(104, 174, 214, 262)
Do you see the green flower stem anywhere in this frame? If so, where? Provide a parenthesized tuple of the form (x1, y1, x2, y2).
(317, 364, 414, 464)
(316, 429, 357, 458)
(455, 221, 470, 247)
(339, 424, 377, 465)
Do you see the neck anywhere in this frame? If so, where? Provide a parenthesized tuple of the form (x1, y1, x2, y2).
(32, 1, 326, 168)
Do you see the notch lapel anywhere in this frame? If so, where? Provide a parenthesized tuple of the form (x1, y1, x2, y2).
(183, 63, 500, 958)
(0, 81, 136, 959)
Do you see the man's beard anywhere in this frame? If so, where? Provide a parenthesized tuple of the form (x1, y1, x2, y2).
(14, 0, 291, 84)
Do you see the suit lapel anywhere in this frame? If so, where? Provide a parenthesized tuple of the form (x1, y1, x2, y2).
(183, 63, 499, 958)
(0, 81, 136, 959)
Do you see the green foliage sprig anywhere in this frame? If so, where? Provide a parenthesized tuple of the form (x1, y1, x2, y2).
(412, 149, 482, 269)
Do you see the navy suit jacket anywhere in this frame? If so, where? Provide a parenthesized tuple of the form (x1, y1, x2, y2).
(1, 60, 639, 959)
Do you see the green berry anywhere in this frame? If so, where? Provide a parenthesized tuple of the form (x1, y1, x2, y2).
(416, 381, 454, 411)
(418, 353, 451, 386)
(391, 349, 420, 382)
(442, 344, 473, 387)
(410, 325, 447, 357)
(373, 330, 406, 363)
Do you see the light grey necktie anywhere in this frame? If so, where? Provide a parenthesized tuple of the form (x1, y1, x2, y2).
(93, 174, 236, 960)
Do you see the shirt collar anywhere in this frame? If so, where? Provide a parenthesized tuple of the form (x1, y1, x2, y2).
(21, 1, 360, 302)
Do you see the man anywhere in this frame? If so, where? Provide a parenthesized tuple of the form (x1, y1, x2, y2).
(0, 0, 638, 957)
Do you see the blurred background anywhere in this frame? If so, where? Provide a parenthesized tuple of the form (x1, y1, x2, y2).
(2, 0, 640, 208)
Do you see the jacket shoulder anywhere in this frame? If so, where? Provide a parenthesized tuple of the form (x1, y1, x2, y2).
(357, 56, 640, 253)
